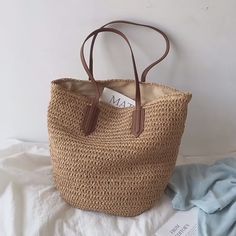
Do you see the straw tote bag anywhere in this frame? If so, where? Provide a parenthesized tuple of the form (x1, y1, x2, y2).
(48, 21, 192, 217)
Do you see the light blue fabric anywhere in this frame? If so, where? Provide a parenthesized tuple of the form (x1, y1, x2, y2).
(166, 158, 236, 236)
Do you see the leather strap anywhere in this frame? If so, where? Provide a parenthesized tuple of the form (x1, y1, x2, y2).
(88, 20, 170, 82)
(80, 27, 144, 137)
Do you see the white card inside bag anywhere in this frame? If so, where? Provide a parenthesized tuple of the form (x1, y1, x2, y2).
(99, 87, 135, 108)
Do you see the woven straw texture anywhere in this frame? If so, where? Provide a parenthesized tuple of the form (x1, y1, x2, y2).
(48, 78, 191, 216)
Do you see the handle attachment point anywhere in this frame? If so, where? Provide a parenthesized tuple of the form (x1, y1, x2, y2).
(132, 108, 145, 137)
(82, 103, 100, 135)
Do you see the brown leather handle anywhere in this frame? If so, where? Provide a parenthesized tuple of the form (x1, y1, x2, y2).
(89, 20, 170, 82)
(80, 27, 144, 137)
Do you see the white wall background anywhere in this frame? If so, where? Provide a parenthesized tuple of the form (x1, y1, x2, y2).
(0, 0, 235, 156)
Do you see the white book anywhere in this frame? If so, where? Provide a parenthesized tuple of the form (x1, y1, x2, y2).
(157, 208, 198, 236)
(100, 87, 135, 108)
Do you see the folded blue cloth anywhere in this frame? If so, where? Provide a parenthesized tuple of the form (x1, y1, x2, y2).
(166, 158, 236, 236)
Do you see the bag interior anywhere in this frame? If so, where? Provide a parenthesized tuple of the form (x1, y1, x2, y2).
(55, 79, 181, 105)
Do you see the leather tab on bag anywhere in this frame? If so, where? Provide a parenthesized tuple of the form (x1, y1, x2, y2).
(82, 104, 100, 135)
(132, 108, 145, 137)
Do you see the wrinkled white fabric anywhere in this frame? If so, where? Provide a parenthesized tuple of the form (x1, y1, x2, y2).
(0, 139, 177, 236)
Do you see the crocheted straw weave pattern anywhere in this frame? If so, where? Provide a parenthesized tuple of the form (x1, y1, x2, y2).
(48, 78, 191, 216)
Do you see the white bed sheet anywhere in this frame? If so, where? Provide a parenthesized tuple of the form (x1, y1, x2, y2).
(0, 139, 195, 236)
